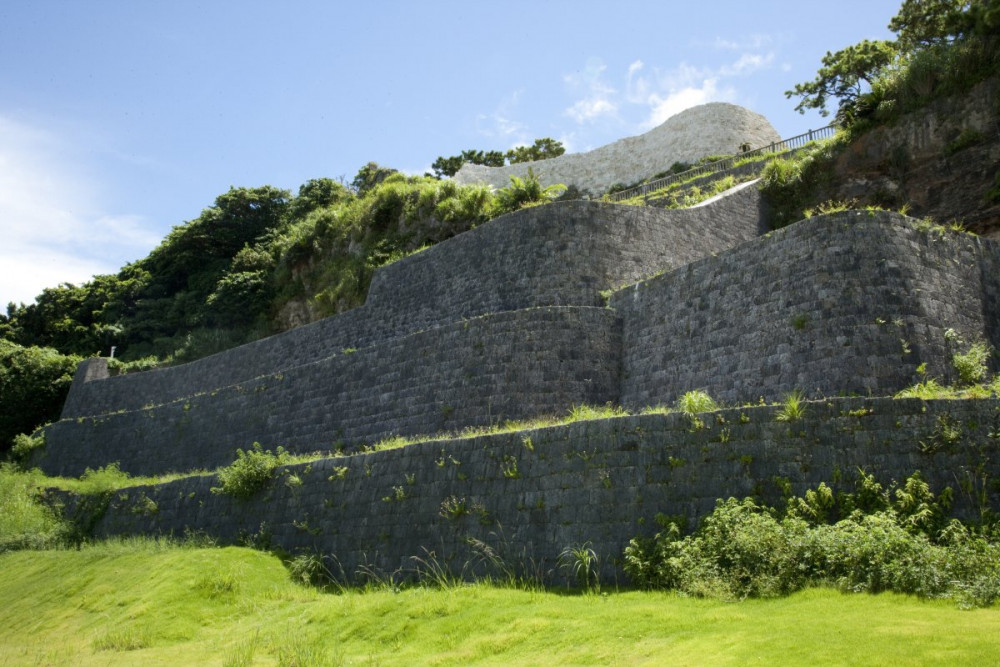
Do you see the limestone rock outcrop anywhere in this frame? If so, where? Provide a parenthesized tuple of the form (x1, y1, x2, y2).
(453, 102, 781, 195)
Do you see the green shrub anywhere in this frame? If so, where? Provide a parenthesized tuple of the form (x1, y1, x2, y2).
(77, 462, 132, 497)
(625, 471, 998, 606)
(0, 464, 68, 552)
(676, 390, 718, 415)
(0, 341, 80, 455)
(953, 342, 991, 385)
(775, 391, 807, 422)
(490, 170, 566, 216)
(211, 443, 289, 499)
(10, 432, 45, 465)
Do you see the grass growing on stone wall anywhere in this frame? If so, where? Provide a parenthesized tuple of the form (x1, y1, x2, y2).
(1, 542, 999, 665)
(613, 173, 749, 208)
(0, 464, 68, 552)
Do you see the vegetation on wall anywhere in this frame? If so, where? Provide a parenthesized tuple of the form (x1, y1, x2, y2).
(0, 167, 565, 453)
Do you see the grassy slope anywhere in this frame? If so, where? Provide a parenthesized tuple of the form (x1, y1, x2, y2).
(1, 544, 998, 666)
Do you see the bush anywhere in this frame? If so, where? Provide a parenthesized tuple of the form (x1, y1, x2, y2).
(490, 171, 566, 217)
(676, 390, 718, 415)
(10, 433, 45, 465)
(953, 342, 991, 385)
(0, 341, 80, 455)
(211, 443, 289, 499)
(624, 471, 999, 606)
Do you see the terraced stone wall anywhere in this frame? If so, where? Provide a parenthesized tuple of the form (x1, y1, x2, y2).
(612, 211, 1000, 407)
(73, 397, 1000, 583)
(59, 192, 762, 421)
(40, 307, 620, 476)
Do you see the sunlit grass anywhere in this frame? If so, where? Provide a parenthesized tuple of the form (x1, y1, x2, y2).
(0, 544, 997, 665)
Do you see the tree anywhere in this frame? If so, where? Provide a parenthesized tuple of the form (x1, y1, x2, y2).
(430, 155, 466, 179)
(351, 162, 398, 196)
(430, 138, 566, 178)
(0, 340, 80, 453)
(286, 178, 353, 220)
(785, 39, 898, 117)
(786, 0, 999, 122)
(889, 0, 972, 49)
(505, 137, 566, 164)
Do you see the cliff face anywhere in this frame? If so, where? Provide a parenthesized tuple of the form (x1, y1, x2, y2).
(833, 75, 1000, 237)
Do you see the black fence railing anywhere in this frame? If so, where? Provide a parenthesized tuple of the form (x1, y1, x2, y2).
(606, 124, 838, 202)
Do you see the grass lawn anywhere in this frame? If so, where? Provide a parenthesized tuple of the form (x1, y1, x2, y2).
(0, 542, 997, 666)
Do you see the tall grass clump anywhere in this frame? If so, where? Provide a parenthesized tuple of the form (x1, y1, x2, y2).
(758, 137, 845, 228)
(676, 390, 718, 415)
(0, 464, 68, 552)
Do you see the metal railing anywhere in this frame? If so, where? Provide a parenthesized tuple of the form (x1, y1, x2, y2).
(606, 124, 837, 202)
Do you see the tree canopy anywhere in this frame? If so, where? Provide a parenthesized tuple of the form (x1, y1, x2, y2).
(786, 0, 999, 123)
(430, 138, 566, 178)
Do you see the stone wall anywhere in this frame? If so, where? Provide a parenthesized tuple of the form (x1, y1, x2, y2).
(60, 192, 763, 420)
(453, 103, 781, 195)
(612, 210, 1000, 407)
(833, 75, 1000, 237)
(40, 307, 620, 476)
(40, 205, 1000, 479)
(72, 397, 1000, 584)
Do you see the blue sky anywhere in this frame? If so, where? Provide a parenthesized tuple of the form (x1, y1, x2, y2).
(0, 1, 901, 307)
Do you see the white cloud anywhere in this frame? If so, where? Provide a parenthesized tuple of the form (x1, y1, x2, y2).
(565, 97, 618, 124)
(572, 47, 776, 132)
(626, 60, 648, 103)
(563, 58, 619, 124)
(0, 115, 160, 306)
(644, 79, 725, 128)
(719, 52, 775, 77)
(476, 90, 531, 145)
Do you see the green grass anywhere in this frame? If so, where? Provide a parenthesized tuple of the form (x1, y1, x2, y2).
(0, 543, 997, 665)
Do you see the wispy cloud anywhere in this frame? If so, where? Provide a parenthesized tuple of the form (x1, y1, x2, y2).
(710, 34, 773, 51)
(0, 115, 160, 306)
(475, 90, 531, 147)
(563, 58, 619, 124)
(563, 39, 776, 134)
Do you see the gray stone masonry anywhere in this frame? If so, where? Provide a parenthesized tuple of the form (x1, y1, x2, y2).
(613, 211, 1000, 406)
(36, 204, 1000, 478)
(58, 190, 763, 420)
(60, 397, 1000, 585)
(38, 307, 620, 476)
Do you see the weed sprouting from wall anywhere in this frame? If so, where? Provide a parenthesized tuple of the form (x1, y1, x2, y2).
(211, 443, 290, 499)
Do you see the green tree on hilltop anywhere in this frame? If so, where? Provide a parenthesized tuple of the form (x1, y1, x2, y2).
(431, 138, 565, 179)
(786, 0, 1000, 124)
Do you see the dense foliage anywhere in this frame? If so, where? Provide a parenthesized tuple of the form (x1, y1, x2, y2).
(787, 0, 1000, 129)
(1, 169, 562, 361)
(0, 341, 80, 453)
(210, 443, 290, 499)
(625, 470, 1000, 606)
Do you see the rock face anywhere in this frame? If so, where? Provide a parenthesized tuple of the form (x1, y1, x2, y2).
(833, 75, 1000, 237)
(453, 102, 781, 195)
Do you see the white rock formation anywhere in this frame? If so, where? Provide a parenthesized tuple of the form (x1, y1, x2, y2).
(453, 102, 781, 196)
